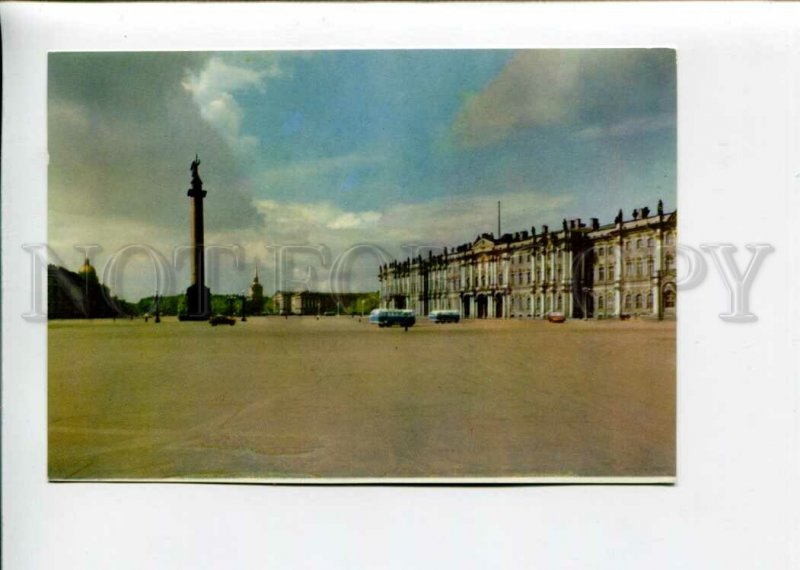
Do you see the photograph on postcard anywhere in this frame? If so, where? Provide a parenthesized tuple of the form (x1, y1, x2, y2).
(47, 49, 676, 482)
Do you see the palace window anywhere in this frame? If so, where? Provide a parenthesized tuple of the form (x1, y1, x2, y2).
(527, 297, 531, 310)
(636, 239, 642, 249)
(607, 293, 614, 308)
(527, 271, 531, 284)
(664, 289, 676, 308)
(598, 246, 605, 256)
(647, 237, 654, 248)
(598, 266, 605, 281)
(647, 292, 653, 308)
(647, 257, 654, 275)
(665, 254, 674, 272)
(635, 294, 643, 309)
(625, 294, 632, 309)
(557, 294, 563, 310)
(598, 295, 604, 309)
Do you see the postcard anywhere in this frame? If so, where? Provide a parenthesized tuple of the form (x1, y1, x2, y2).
(46, 49, 676, 483)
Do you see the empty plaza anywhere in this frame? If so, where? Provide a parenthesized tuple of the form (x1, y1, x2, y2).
(49, 317, 675, 481)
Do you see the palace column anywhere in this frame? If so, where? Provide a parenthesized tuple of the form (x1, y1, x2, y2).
(653, 226, 664, 319)
(182, 156, 212, 320)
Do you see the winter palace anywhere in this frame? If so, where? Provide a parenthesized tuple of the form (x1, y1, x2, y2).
(378, 201, 677, 320)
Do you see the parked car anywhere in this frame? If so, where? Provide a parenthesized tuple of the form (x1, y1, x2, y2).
(546, 311, 566, 323)
(209, 314, 236, 326)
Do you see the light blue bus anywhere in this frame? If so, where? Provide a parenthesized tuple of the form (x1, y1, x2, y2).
(368, 309, 416, 328)
(428, 310, 461, 324)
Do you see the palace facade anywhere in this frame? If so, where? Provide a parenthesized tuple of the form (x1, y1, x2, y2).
(378, 202, 677, 320)
(273, 291, 375, 316)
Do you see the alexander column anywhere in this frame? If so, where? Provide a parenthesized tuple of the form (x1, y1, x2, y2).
(181, 155, 212, 320)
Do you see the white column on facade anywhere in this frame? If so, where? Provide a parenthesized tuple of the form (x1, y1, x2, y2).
(566, 250, 573, 283)
(653, 229, 664, 316)
(530, 250, 536, 285)
(540, 250, 545, 282)
(614, 240, 623, 315)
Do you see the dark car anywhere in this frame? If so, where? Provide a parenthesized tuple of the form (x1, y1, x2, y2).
(209, 314, 236, 326)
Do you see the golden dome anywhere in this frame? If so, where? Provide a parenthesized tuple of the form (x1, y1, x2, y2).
(78, 258, 96, 275)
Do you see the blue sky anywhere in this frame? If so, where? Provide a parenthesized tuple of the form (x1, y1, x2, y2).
(49, 50, 675, 299)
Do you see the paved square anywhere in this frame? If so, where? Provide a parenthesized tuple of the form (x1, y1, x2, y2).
(49, 317, 675, 480)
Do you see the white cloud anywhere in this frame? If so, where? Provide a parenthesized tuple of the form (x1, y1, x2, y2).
(255, 200, 382, 234)
(328, 211, 382, 230)
(249, 191, 573, 291)
(256, 191, 572, 248)
(182, 56, 281, 154)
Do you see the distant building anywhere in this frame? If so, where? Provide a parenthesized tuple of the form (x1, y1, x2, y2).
(378, 203, 677, 320)
(273, 291, 375, 316)
(248, 267, 264, 314)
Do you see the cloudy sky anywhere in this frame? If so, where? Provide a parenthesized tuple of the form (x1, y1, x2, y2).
(48, 50, 675, 301)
